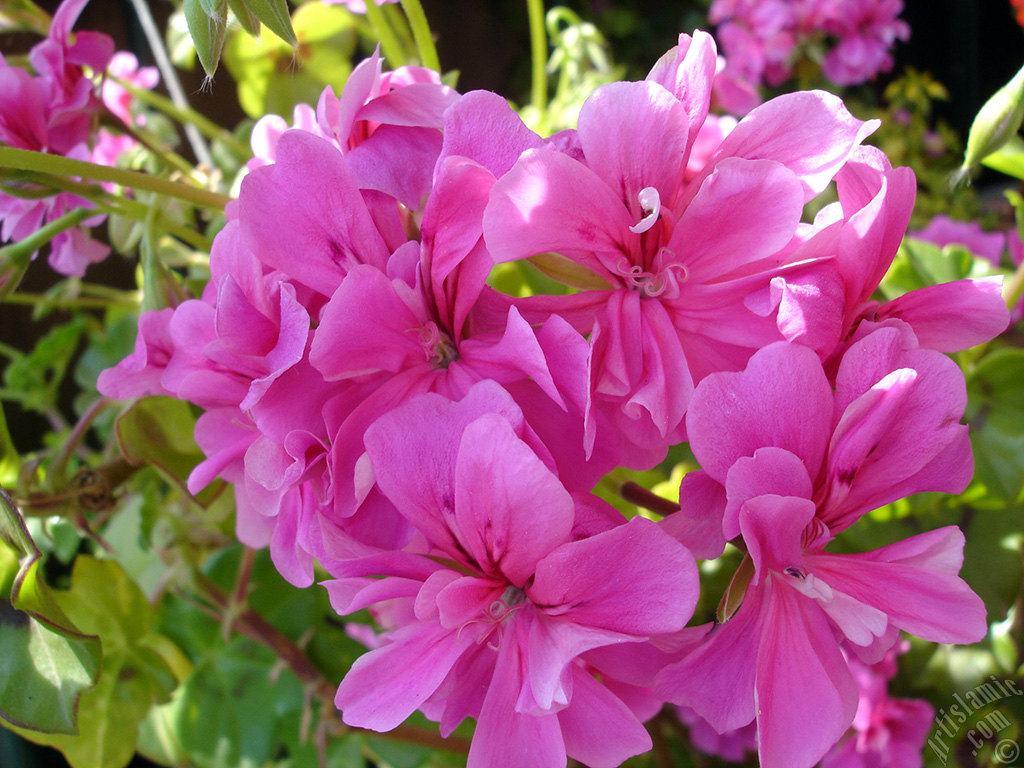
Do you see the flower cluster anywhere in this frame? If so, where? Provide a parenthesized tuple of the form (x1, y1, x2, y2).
(0, 0, 156, 276)
(710, 0, 910, 110)
(100, 30, 1008, 768)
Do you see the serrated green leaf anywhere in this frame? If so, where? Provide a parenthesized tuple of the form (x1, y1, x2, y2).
(1, 316, 86, 415)
(0, 491, 101, 736)
(184, 0, 228, 77)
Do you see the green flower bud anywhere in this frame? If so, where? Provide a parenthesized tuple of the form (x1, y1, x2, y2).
(962, 62, 1024, 172)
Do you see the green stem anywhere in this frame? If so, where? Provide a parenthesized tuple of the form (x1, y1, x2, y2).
(0, 292, 139, 309)
(101, 107, 196, 177)
(0, 207, 95, 264)
(115, 79, 251, 160)
(363, 0, 407, 67)
(0, 147, 231, 210)
(128, 0, 213, 168)
(0, 166, 213, 251)
(1003, 256, 1024, 311)
(399, 0, 440, 72)
(526, 0, 548, 111)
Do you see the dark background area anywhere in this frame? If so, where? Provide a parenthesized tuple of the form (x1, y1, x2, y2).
(0, 1, 1022, 766)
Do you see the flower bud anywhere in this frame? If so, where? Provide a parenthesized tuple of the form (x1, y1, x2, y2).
(962, 62, 1024, 171)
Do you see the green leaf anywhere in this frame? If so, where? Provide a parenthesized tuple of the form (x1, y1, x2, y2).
(880, 237, 991, 302)
(0, 404, 20, 486)
(184, 0, 228, 77)
(115, 396, 218, 503)
(166, 636, 305, 768)
(11, 556, 181, 768)
(237, 0, 297, 46)
(227, 0, 262, 36)
(967, 348, 1024, 503)
(0, 491, 101, 735)
(982, 133, 1024, 180)
(1, 316, 86, 415)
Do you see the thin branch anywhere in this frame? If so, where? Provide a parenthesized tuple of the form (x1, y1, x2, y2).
(127, 0, 214, 168)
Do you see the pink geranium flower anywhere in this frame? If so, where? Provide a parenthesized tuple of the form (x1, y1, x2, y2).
(665, 332, 975, 558)
(822, 642, 935, 768)
(658, 499, 983, 768)
(656, 338, 985, 768)
(485, 31, 878, 467)
(329, 382, 700, 768)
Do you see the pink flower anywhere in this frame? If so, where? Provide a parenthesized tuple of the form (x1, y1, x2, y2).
(821, 643, 935, 768)
(658, 500, 983, 768)
(328, 382, 700, 768)
(485, 31, 878, 467)
(821, 0, 910, 86)
(910, 213, 1009, 266)
(101, 51, 159, 127)
(665, 333, 975, 558)
(656, 338, 984, 768)
(0, 0, 114, 276)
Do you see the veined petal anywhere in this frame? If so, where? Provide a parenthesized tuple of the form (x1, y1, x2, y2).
(577, 80, 691, 215)
(804, 528, 987, 644)
(454, 414, 574, 585)
(530, 516, 698, 637)
(336, 621, 469, 731)
(469, 630, 567, 768)
(239, 131, 391, 296)
(484, 148, 634, 276)
(755, 578, 858, 768)
(687, 342, 832, 483)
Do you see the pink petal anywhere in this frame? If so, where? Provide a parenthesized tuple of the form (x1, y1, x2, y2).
(484, 147, 633, 275)
(723, 447, 814, 540)
(661, 470, 728, 559)
(696, 90, 878, 203)
(336, 621, 468, 731)
(655, 591, 761, 732)
(558, 664, 653, 768)
(239, 131, 391, 296)
(686, 342, 832, 483)
(878, 277, 1009, 352)
(439, 90, 544, 178)
(755, 579, 858, 768)
(530, 516, 698, 637)
(577, 80, 691, 215)
(454, 414, 574, 585)
(805, 528, 987, 644)
(468, 632, 566, 768)
(667, 157, 804, 281)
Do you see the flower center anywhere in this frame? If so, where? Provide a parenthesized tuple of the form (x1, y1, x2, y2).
(615, 251, 689, 299)
(487, 584, 527, 621)
(417, 321, 459, 369)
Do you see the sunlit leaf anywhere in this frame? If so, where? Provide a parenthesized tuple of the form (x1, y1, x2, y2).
(0, 491, 100, 735)
(10, 556, 181, 768)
